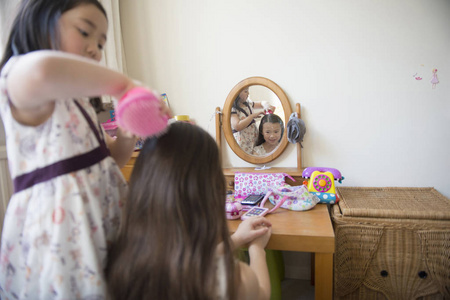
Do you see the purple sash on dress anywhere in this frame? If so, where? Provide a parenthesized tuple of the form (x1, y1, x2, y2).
(13, 100, 110, 193)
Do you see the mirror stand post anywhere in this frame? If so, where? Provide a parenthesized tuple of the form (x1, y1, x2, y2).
(215, 107, 222, 149)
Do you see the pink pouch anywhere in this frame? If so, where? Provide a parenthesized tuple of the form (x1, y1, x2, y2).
(101, 119, 118, 138)
(234, 172, 295, 199)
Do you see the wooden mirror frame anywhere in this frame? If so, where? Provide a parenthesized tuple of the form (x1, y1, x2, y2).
(221, 77, 293, 165)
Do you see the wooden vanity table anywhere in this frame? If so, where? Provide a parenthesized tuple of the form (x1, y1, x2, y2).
(228, 203, 334, 300)
(217, 77, 335, 300)
(120, 150, 139, 182)
(218, 139, 335, 300)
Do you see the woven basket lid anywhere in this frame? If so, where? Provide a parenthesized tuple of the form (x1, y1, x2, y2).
(336, 187, 450, 220)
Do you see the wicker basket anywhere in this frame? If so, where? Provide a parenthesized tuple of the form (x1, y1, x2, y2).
(332, 187, 450, 300)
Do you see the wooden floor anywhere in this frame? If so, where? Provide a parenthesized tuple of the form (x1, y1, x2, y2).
(282, 278, 315, 300)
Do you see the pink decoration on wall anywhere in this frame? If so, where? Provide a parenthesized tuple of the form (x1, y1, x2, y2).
(430, 69, 439, 89)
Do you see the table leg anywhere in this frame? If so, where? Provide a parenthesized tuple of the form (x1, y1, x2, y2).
(314, 253, 333, 300)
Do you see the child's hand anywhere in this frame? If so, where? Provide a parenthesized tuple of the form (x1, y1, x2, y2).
(248, 225, 272, 250)
(231, 217, 272, 248)
(115, 127, 137, 140)
(252, 111, 265, 120)
(269, 105, 276, 113)
(125, 80, 172, 119)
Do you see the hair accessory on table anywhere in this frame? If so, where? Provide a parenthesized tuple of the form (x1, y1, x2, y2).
(116, 87, 169, 138)
(268, 183, 320, 211)
(286, 112, 306, 147)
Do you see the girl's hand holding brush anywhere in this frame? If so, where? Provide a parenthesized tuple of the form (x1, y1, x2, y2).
(116, 86, 172, 138)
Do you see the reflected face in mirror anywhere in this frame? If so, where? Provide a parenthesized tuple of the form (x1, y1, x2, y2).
(253, 114, 284, 156)
(237, 88, 249, 104)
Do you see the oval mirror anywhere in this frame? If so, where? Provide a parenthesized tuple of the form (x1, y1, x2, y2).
(223, 77, 292, 164)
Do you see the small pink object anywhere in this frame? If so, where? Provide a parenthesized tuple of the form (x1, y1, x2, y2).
(116, 87, 168, 137)
(225, 195, 243, 220)
(101, 119, 118, 137)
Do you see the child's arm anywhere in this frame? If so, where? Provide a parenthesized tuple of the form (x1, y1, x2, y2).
(6, 50, 149, 166)
(254, 101, 276, 113)
(215, 217, 272, 255)
(230, 216, 272, 249)
(237, 227, 272, 300)
(104, 129, 137, 168)
(6, 50, 134, 119)
(253, 102, 264, 109)
(230, 111, 264, 132)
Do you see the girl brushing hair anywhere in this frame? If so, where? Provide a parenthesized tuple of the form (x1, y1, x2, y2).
(0, 0, 169, 298)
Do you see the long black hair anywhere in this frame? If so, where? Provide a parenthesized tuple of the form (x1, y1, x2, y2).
(255, 113, 284, 147)
(232, 89, 252, 116)
(106, 122, 238, 299)
(0, 0, 107, 112)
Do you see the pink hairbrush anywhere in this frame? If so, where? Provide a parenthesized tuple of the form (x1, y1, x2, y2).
(116, 87, 169, 137)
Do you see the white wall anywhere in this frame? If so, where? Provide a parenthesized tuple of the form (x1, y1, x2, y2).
(120, 0, 450, 198)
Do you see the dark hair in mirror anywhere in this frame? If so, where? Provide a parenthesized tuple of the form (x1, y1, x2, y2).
(0, 0, 107, 69)
(106, 122, 238, 299)
(255, 113, 284, 147)
(232, 88, 251, 115)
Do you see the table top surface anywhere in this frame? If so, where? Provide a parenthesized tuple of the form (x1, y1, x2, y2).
(228, 203, 335, 253)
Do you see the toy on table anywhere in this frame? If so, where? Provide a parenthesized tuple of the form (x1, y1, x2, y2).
(115, 87, 169, 138)
(102, 118, 118, 138)
(225, 194, 243, 220)
(302, 167, 344, 204)
(241, 194, 264, 206)
(240, 191, 288, 220)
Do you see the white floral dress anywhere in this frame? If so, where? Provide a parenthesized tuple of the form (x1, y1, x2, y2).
(252, 144, 266, 156)
(231, 100, 258, 155)
(0, 57, 127, 299)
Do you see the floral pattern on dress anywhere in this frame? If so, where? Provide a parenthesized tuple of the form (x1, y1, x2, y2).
(231, 101, 258, 155)
(252, 144, 266, 156)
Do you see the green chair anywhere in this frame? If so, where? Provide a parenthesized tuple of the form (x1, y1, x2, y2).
(266, 249, 284, 300)
(237, 249, 285, 300)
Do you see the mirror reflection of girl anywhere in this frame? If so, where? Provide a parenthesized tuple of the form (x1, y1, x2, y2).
(106, 122, 273, 300)
(230, 87, 275, 154)
(253, 114, 284, 156)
